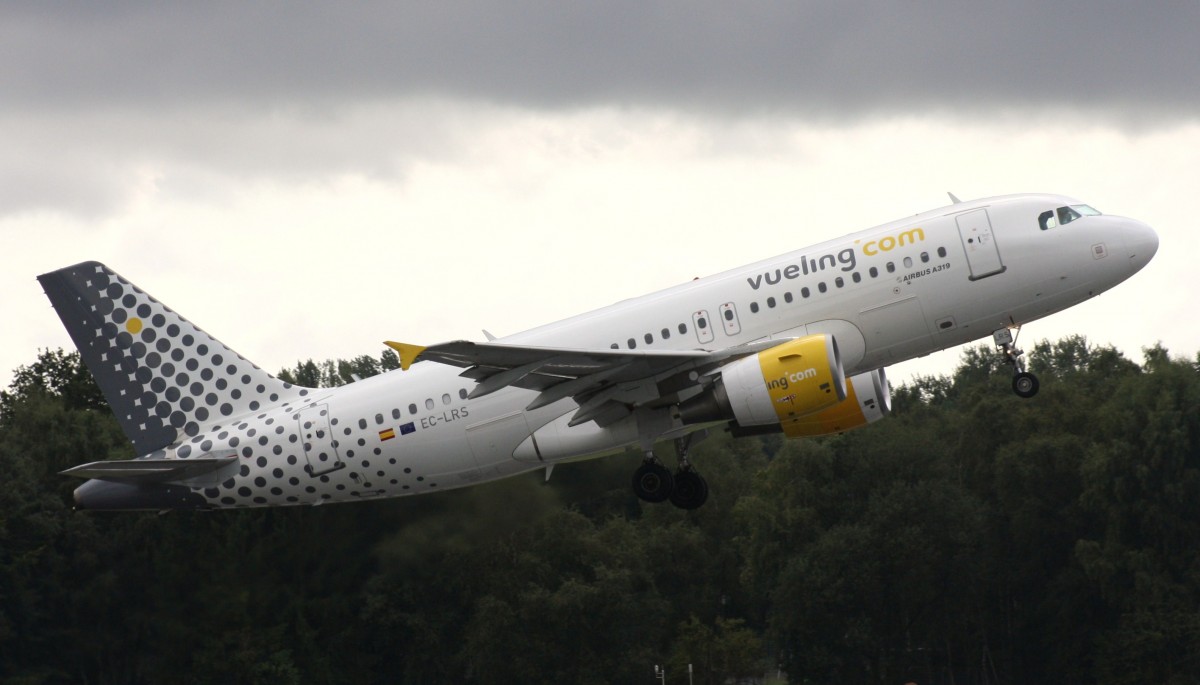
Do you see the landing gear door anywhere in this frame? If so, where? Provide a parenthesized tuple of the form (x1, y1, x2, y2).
(692, 310, 715, 344)
(957, 209, 1006, 280)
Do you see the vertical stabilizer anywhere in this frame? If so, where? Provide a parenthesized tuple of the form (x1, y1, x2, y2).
(38, 261, 311, 455)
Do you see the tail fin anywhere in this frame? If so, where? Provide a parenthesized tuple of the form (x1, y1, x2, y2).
(38, 261, 310, 455)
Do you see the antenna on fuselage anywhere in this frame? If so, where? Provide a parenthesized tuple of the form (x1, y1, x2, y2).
(948, 192, 962, 204)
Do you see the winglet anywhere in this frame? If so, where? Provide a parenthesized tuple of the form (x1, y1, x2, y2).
(385, 342, 427, 371)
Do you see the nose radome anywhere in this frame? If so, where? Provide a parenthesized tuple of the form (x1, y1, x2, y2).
(1127, 219, 1159, 271)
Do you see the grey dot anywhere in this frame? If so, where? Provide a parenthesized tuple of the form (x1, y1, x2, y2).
(116, 332, 133, 349)
(241, 449, 252, 459)
(155, 402, 171, 418)
(171, 349, 184, 362)
(135, 367, 152, 383)
(167, 324, 180, 337)
(178, 445, 192, 458)
(220, 403, 233, 416)
(175, 373, 189, 386)
(241, 375, 251, 384)
(238, 486, 252, 497)
(146, 352, 162, 368)
(190, 382, 203, 396)
(112, 308, 127, 324)
(98, 298, 114, 315)
(197, 344, 209, 356)
(229, 436, 240, 447)
(169, 411, 186, 427)
(181, 335, 194, 346)
(186, 359, 199, 371)
(212, 354, 223, 365)
(140, 328, 156, 343)
(201, 369, 213, 381)
(106, 283, 123, 299)
(166, 387, 181, 402)
(196, 408, 209, 421)
(122, 294, 136, 307)
(137, 304, 152, 317)
(156, 339, 170, 353)
(152, 314, 166, 326)
(201, 440, 212, 451)
(184, 422, 199, 436)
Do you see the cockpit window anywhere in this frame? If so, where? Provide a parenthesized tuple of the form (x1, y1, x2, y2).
(1058, 206, 1083, 225)
(1040, 204, 1101, 230)
(1038, 210, 1057, 230)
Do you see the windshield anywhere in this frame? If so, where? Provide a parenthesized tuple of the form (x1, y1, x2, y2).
(1039, 204, 1101, 230)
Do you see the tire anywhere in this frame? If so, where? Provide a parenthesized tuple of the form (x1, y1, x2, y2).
(632, 462, 675, 503)
(669, 471, 709, 510)
(1013, 372, 1039, 398)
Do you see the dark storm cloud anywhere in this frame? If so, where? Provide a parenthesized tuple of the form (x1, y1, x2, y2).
(3, 1, 1197, 121)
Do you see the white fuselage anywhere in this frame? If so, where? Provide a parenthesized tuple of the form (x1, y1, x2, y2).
(71, 193, 1159, 509)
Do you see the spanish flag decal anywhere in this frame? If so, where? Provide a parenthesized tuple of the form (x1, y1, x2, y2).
(379, 428, 396, 441)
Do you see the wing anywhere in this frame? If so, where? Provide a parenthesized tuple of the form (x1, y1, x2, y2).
(386, 339, 786, 427)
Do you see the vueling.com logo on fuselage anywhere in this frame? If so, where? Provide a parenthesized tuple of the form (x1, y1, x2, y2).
(746, 227, 926, 290)
(767, 368, 818, 391)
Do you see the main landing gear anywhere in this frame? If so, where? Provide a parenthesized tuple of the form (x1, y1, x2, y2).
(631, 433, 709, 510)
(995, 326, 1039, 398)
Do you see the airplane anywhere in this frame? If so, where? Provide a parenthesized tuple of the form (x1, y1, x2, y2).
(41, 193, 1158, 511)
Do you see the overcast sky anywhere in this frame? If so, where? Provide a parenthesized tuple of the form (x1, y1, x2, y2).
(2, 2, 1196, 391)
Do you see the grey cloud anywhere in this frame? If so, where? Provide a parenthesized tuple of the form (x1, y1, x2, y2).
(2, 1, 1197, 122)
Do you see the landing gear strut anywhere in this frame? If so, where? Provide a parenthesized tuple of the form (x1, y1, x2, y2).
(630, 432, 710, 509)
(995, 327, 1038, 398)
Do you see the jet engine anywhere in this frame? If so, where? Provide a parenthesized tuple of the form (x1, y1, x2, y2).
(780, 368, 890, 437)
(678, 335, 846, 428)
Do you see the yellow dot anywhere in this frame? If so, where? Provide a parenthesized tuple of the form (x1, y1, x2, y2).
(126, 317, 143, 334)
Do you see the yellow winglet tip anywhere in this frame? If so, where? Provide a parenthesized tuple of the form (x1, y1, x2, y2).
(385, 341, 427, 371)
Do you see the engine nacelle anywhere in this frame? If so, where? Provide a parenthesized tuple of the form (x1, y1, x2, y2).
(781, 368, 891, 438)
(679, 334, 846, 427)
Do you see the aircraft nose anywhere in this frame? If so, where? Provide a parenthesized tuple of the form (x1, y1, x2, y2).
(1126, 219, 1159, 272)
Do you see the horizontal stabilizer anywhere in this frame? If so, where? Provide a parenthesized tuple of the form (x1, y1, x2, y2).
(61, 456, 237, 483)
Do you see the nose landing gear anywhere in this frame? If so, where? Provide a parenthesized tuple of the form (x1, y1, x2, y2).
(995, 327, 1039, 398)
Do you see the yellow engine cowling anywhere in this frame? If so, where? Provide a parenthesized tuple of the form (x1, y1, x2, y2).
(680, 334, 846, 428)
(782, 368, 891, 437)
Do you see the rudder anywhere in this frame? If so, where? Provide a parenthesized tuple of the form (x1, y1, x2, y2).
(38, 261, 310, 455)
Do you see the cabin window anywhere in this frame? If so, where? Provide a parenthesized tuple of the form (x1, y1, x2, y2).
(903, 256, 913, 268)
(852, 272, 862, 283)
(358, 418, 368, 429)
(886, 262, 896, 273)
(937, 247, 947, 258)
(441, 393, 451, 405)
(644, 333, 653, 344)
(750, 302, 759, 313)
(818, 282, 827, 293)
(784, 291, 793, 303)
(409, 403, 417, 415)
(425, 398, 435, 410)
(375, 413, 384, 425)
(392, 408, 401, 419)
(723, 309, 734, 320)
(627, 338, 637, 349)
(834, 277, 844, 288)
(767, 296, 776, 308)
(610, 343, 619, 349)
(920, 252, 930, 263)
(801, 287, 811, 298)
(678, 323, 687, 334)
(661, 327, 671, 339)
(459, 388, 468, 400)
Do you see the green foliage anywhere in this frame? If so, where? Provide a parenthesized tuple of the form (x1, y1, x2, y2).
(1, 340, 1198, 684)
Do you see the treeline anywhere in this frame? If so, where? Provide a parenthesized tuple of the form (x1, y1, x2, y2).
(1, 338, 1198, 684)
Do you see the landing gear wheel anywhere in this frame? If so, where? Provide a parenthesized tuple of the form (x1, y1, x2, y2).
(1012, 372, 1039, 398)
(669, 470, 709, 510)
(632, 462, 675, 503)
